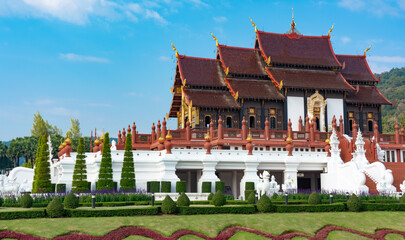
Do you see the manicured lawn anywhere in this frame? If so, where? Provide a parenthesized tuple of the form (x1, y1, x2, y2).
(0, 212, 404, 239)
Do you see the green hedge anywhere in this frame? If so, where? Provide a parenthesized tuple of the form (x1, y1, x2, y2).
(178, 206, 256, 215)
(245, 190, 255, 201)
(275, 203, 346, 213)
(150, 181, 160, 193)
(176, 181, 186, 193)
(215, 181, 225, 193)
(0, 210, 46, 220)
(66, 207, 159, 217)
(202, 182, 211, 193)
(161, 181, 171, 193)
(362, 203, 405, 211)
(56, 184, 66, 193)
(245, 182, 255, 190)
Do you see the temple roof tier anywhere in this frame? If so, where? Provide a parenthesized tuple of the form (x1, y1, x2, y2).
(266, 67, 354, 91)
(336, 55, 379, 83)
(346, 85, 391, 105)
(256, 31, 341, 68)
(225, 78, 284, 100)
(183, 89, 240, 109)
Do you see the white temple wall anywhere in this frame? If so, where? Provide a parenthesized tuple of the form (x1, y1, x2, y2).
(287, 96, 305, 131)
(326, 98, 344, 130)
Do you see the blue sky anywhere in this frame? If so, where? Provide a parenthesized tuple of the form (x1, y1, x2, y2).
(1, 0, 405, 141)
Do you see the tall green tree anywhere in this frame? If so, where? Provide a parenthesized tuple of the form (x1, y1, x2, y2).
(67, 118, 81, 139)
(120, 132, 135, 190)
(7, 139, 22, 167)
(96, 133, 113, 190)
(72, 137, 89, 192)
(30, 112, 62, 137)
(32, 135, 52, 193)
(0, 141, 12, 170)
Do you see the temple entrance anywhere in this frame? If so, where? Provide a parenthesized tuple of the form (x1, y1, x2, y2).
(216, 170, 244, 199)
(176, 169, 201, 193)
(297, 171, 321, 191)
(307, 90, 327, 132)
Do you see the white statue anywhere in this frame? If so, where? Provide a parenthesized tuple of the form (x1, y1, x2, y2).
(48, 135, 53, 162)
(400, 180, 405, 193)
(111, 140, 117, 151)
(282, 174, 296, 192)
(377, 170, 396, 194)
(18, 179, 32, 193)
(269, 175, 280, 194)
(257, 171, 271, 196)
(0, 175, 20, 194)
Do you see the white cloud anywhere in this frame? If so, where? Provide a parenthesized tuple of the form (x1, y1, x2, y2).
(341, 36, 351, 44)
(338, 0, 405, 17)
(59, 53, 110, 63)
(87, 103, 112, 107)
(0, 0, 169, 25)
(47, 107, 78, 116)
(213, 16, 227, 23)
(158, 56, 170, 61)
(368, 62, 392, 74)
(368, 56, 405, 63)
(188, 0, 209, 7)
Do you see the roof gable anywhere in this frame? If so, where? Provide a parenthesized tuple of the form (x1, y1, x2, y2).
(336, 55, 378, 82)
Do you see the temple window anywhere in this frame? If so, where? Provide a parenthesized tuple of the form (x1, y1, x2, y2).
(249, 108, 255, 114)
(205, 115, 211, 128)
(270, 108, 276, 129)
(249, 116, 255, 128)
(226, 116, 232, 128)
(348, 112, 354, 132)
(367, 113, 373, 132)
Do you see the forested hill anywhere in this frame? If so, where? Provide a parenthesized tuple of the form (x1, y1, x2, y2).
(375, 67, 405, 133)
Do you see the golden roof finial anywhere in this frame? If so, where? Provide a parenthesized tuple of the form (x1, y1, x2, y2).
(171, 41, 179, 58)
(211, 32, 219, 47)
(291, 7, 295, 32)
(328, 24, 334, 38)
(364, 44, 372, 56)
(249, 17, 258, 33)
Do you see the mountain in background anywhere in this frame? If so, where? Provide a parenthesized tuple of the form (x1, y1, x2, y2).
(376, 67, 405, 133)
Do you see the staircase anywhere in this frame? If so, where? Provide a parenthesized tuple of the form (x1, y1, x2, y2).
(364, 171, 378, 195)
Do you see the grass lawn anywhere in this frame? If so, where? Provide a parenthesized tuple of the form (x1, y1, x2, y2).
(0, 212, 404, 239)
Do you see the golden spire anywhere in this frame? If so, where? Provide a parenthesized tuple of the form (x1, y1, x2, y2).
(211, 32, 219, 47)
(286, 129, 292, 143)
(166, 130, 172, 140)
(65, 132, 72, 144)
(325, 133, 330, 144)
(205, 129, 211, 141)
(171, 41, 179, 58)
(158, 132, 165, 143)
(94, 137, 100, 145)
(291, 7, 296, 32)
(249, 17, 257, 33)
(246, 130, 253, 142)
(364, 45, 372, 56)
(328, 24, 334, 38)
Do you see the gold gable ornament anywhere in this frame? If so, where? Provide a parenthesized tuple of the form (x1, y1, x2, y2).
(328, 24, 334, 38)
(211, 32, 219, 47)
(265, 56, 271, 66)
(249, 17, 258, 33)
(278, 80, 283, 90)
(364, 45, 372, 56)
(171, 41, 179, 58)
(234, 91, 239, 100)
(225, 66, 230, 76)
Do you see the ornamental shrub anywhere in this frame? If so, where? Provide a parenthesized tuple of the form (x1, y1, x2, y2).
(46, 198, 65, 218)
(247, 191, 256, 204)
(0, 198, 3, 207)
(32, 135, 52, 193)
(347, 194, 362, 212)
(120, 133, 136, 190)
(161, 181, 171, 193)
(245, 182, 255, 191)
(20, 193, 33, 208)
(56, 184, 66, 193)
(202, 182, 211, 193)
(72, 138, 89, 192)
(63, 193, 79, 209)
(215, 181, 225, 193)
(212, 190, 226, 206)
(150, 181, 160, 193)
(207, 192, 214, 200)
(245, 190, 255, 201)
(96, 132, 114, 190)
(177, 193, 190, 207)
(257, 195, 273, 212)
(161, 195, 177, 214)
(308, 192, 322, 205)
(176, 181, 186, 193)
(401, 194, 405, 204)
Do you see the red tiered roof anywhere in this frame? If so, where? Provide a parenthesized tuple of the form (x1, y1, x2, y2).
(336, 55, 378, 82)
(217, 45, 267, 76)
(177, 56, 225, 87)
(225, 78, 284, 100)
(183, 89, 240, 109)
(256, 31, 341, 68)
(346, 85, 391, 105)
(266, 67, 354, 91)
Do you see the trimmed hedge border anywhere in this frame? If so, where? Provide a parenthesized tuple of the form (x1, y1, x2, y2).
(275, 203, 346, 213)
(178, 205, 256, 215)
(363, 203, 405, 211)
(66, 207, 160, 217)
(0, 210, 46, 220)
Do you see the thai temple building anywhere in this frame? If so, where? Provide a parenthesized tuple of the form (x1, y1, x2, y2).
(8, 17, 405, 198)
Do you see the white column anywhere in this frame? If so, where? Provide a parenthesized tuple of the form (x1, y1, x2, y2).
(240, 155, 260, 200)
(159, 153, 180, 193)
(197, 155, 220, 193)
(232, 170, 237, 199)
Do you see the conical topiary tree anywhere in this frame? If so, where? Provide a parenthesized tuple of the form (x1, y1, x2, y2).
(120, 132, 135, 190)
(72, 137, 89, 192)
(32, 136, 43, 190)
(96, 132, 114, 190)
(32, 135, 52, 193)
